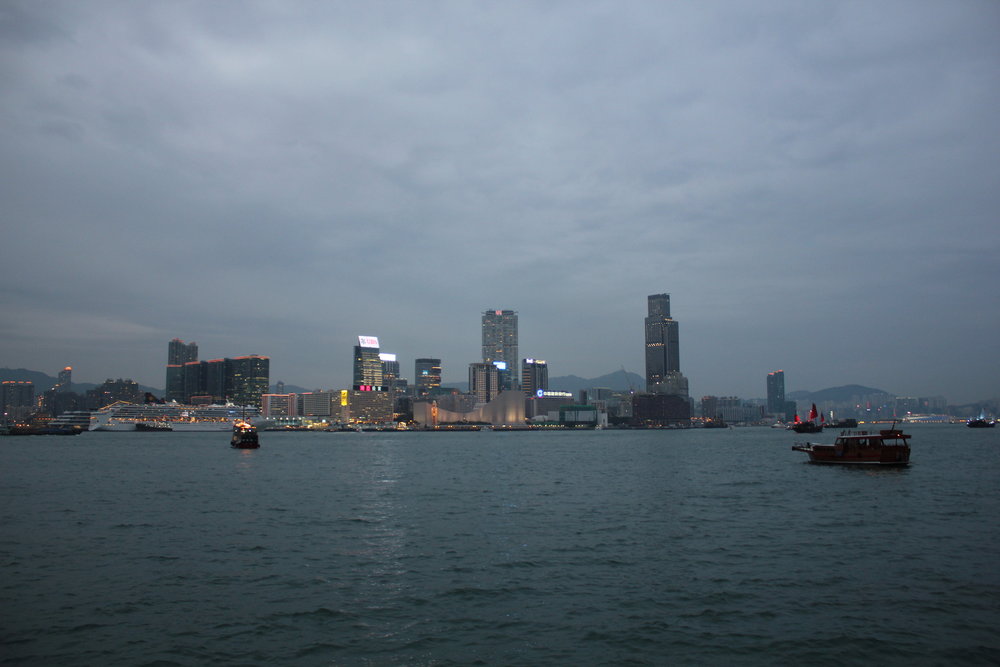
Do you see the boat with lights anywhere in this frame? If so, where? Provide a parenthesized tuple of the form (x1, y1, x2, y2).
(231, 418, 259, 448)
(792, 425, 911, 465)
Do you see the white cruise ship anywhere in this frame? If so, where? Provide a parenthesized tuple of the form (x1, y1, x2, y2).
(90, 401, 261, 431)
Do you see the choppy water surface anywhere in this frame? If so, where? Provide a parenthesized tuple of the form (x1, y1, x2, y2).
(2, 425, 998, 665)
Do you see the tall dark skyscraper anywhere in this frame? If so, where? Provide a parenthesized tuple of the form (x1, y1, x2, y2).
(644, 293, 688, 396)
(482, 309, 518, 390)
(166, 339, 198, 401)
(414, 358, 442, 394)
(227, 355, 270, 408)
(767, 370, 786, 414)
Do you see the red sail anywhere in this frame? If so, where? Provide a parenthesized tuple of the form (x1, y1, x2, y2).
(794, 414, 801, 424)
(808, 403, 818, 421)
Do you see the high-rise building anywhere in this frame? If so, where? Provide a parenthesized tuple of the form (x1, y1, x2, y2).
(415, 358, 442, 394)
(767, 370, 786, 414)
(521, 358, 548, 396)
(482, 309, 518, 390)
(1, 380, 35, 421)
(227, 355, 270, 408)
(644, 294, 687, 396)
(353, 336, 384, 389)
(469, 362, 500, 404)
(55, 366, 72, 393)
(166, 339, 198, 401)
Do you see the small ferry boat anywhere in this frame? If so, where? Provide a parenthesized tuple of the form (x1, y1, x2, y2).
(231, 419, 259, 449)
(792, 425, 911, 465)
(967, 412, 995, 428)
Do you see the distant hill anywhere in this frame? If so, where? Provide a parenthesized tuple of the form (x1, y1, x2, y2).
(549, 370, 645, 394)
(0, 367, 160, 397)
(788, 385, 890, 403)
(444, 370, 644, 395)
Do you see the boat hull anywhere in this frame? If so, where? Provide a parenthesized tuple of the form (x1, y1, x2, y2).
(793, 444, 910, 465)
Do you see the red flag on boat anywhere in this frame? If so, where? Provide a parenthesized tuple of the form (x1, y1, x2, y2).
(808, 404, 818, 421)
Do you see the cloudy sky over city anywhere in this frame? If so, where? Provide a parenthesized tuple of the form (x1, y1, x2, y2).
(2, 1, 998, 403)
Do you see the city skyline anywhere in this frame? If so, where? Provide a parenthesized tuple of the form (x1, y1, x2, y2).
(1, 3, 998, 404)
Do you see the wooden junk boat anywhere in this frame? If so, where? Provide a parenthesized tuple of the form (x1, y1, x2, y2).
(231, 419, 259, 449)
(792, 424, 911, 466)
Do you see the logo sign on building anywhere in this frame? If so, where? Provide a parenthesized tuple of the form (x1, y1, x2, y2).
(492, 361, 507, 370)
(358, 335, 380, 348)
(379, 353, 397, 362)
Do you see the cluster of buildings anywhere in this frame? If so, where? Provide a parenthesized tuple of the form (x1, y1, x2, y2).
(3, 293, 978, 428)
(242, 294, 698, 428)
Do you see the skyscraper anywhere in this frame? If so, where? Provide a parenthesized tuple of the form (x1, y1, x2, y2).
(55, 366, 72, 393)
(767, 370, 786, 415)
(644, 293, 688, 396)
(521, 358, 548, 396)
(166, 339, 198, 401)
(482, 309, 518, 390)
(414, 358, 442, 395)
(227, 355, 270, 408)
(353, 336, 384, 389)
(469, 362, 500, 404)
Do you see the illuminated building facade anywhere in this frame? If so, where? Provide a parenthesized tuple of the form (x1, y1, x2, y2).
(353, 336, 384, 389)
(482, 309, 518, 390)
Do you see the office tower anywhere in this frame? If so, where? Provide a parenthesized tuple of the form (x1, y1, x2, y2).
(521, 358, 549, 396)
(644, 293, 688, 396)
(482, 309, 518, 390)
(469, 362, 500, 403)
(353, 336, 384, 389)
(415, 358, 442, 394)
(227, 355, 270, 408)
(767, 370, 786, 415)
(55, 366, 72, 393)
(166, 339, 198, 401)
(380, 353, 400, 385)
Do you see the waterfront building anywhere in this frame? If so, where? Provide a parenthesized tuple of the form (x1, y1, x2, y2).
(644, 294, 688, 397)
(482, 309, 519, 390)
(521, 358, 549, 396)
(299, 391, 336, 417)
(469, 362, 500, 404)
(262, 393, 298, 418)
(414, 358, 442, 395)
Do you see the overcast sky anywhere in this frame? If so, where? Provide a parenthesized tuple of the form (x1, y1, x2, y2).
(2, 1, 998, 404)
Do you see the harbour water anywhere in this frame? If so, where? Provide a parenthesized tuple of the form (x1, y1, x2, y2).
(2, 425, 998, 665)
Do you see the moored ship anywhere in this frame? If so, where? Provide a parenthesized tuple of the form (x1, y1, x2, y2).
(792, 426, 911, 465)
(91, 401, 260, 431)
